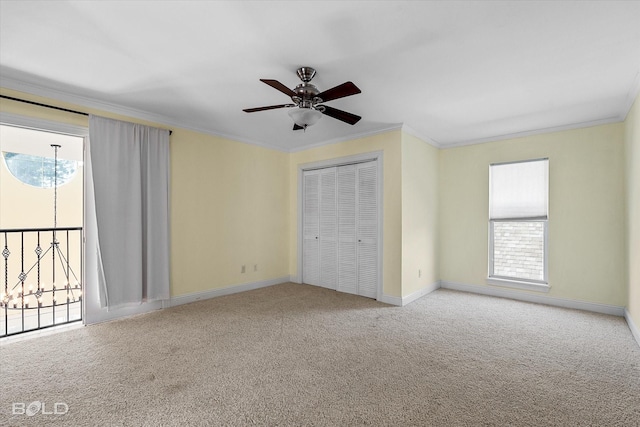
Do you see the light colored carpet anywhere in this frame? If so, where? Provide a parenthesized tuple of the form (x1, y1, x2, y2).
(1, 283, 639, 426)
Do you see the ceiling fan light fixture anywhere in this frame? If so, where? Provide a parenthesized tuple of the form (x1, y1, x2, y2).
(288, 107, 323, 129)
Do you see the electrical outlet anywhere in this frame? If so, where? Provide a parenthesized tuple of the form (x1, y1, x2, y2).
(254, 264, 258, 272)
(241, 265, 246, 273)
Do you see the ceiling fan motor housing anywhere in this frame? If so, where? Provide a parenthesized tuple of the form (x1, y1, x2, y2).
(293, 83, 322, 108)
(292, 67, 323, 108)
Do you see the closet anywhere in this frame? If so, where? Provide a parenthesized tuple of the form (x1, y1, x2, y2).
(302, 161, 378, 298)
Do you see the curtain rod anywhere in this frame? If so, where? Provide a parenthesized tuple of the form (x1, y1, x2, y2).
(0, 94, 173, 135)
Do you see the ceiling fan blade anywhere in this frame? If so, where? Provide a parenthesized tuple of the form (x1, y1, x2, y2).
(320, 105, 361, 125)
(317, 81, 361, 102)
(260, 79, 296, 98)
(293, 124, 304, 131)
(243, 104, 294, 113)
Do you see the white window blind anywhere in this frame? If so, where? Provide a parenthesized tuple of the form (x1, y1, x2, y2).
(489, 159, 548, 220)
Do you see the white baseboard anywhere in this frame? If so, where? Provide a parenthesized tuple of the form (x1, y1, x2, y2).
(624, 309, 640, 348)
(379, 281, 441, 306)
(402, 281, 441, 306)
(169, 276, 289, 307)
(440, 281, 625, 317)
(378, 294, 402, 306)
(86, 300, 165, 326)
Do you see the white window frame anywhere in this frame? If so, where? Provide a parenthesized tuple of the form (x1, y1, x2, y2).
(487, 159, 550, 293)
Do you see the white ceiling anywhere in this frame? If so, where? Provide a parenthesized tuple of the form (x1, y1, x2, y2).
(1, 1, 639, 151)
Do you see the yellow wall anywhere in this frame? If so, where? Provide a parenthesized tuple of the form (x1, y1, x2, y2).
(170, 128, 289, 296)
(401, 133, 439, 295)
(0, 89, 291, 298)
(2, 87, 634, 310)
(289, 131, 403, 297)
(439, 123, 627, 306)
(624, 93, 640, 325)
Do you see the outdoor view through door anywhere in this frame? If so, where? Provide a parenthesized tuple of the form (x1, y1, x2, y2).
(0, 124, 84, 337)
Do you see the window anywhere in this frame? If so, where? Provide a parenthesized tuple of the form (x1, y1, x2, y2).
(488, 158, 549, 291)
(3, 152, 78, 188)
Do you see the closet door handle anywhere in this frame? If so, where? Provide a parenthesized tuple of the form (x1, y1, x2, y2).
(315, 236, 318, 240)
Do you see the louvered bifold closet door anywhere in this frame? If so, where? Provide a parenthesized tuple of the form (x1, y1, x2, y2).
(337, 165, 357, 295)
(303, 170, 321, 286)
(319, 168, 338, 289)
(356, 162, 378, 298)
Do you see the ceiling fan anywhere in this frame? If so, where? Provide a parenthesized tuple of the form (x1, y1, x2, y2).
(243, 67, 362, 131)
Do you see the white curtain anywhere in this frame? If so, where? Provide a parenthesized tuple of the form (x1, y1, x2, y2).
(88, 115, 170, 309)
(489, 159, 549, 220)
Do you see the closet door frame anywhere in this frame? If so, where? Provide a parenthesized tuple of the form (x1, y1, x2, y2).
(296, 151, 384, 301)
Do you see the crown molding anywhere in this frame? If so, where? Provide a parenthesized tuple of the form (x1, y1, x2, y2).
(1, 75, 178, 128)
(400, 124, 441, 148)
(0, 76, 405, 154)
(0, 75, 405, 154)
(0, 76, 290, 153)
(621, 69, 640, 121)
(439, 115, 623, 149)
(4, 72, 636, 154)
(0, 111, 89, 137)
(440, 70, 639, 149)
(287, 124, 404, 153)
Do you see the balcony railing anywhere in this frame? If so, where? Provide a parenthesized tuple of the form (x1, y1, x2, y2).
(1, 227, 82, 337)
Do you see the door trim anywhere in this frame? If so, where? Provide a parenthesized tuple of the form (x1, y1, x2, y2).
(296, 151, 384, 301)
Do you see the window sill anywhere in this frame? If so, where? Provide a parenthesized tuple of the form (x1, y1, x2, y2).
(487, 277, 550, 293)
